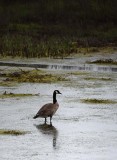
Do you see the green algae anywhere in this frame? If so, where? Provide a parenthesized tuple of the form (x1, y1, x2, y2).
(0, 81, 16, 87)
(2, 69, 67, 83)
(69, 71, 89, 76)
(84, 77, 112, 81)
(0, 91, 39, 99)
(0, 129, 28, 136)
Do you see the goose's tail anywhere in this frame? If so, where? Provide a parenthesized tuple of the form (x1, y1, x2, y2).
(33, 114, 38, 119)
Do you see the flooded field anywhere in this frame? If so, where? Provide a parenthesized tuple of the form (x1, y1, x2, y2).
(0, 54, 117, 160)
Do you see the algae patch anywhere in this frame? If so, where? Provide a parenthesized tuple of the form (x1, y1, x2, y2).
(0, 81, 16, 87)
(69, 71, 89, 76)
(0, 129, 28, 136)
(0, 91, 39, 99)
(2, 69, 67, 83)
(84, 77, 112, 81)
(88, 59, 117, 65)
(81, 98, 117, 104)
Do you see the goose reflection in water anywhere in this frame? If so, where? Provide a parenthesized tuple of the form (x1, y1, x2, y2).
(34, 124, 58, 148)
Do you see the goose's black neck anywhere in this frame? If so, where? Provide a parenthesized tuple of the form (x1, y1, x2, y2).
(53, 91, 57, 104)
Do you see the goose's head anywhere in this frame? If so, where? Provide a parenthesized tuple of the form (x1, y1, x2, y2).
(54, 90, 61, 94)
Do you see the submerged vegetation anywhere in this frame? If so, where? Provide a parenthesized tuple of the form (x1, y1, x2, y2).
(0, 69, 67, 84)
(0, 81, 16, 87)
(0, 0, 117, 57)
(70, 71, 89, 76)
(81, 98, 117, 104)
(89, 59, 117, 65)
(7, 70, 66, 83)
(0, 129, 28, 136)
(84, 77, 112, 81)
(0, 91, 39, 99)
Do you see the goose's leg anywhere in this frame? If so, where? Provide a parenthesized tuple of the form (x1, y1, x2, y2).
(45, 118, 47, 124)
(50, 116, 52, 126)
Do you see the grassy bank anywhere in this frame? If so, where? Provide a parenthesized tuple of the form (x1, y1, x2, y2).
(0, 0, 117, 57)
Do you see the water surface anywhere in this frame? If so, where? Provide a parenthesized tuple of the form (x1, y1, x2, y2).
(0, 56, 117, 160)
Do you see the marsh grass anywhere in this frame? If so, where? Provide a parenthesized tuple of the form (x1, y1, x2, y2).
(1, 1, 117, 58)
(0, 35, 72, 58)
(0, 129, 28, 136)
(81, 98, 117, 104)
(1, 33, 117, 58)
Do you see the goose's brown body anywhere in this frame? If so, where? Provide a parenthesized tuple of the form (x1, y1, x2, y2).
(34, 102, 59, 118)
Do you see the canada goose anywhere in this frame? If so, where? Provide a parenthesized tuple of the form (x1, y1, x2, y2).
(33, 90, 61, 124)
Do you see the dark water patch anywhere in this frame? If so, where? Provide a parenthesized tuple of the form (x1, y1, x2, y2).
(97, 66, 117, 72)
(0, 61, 117, 72)
(50, 64, 92, 71)
(0, 62, 49, 69)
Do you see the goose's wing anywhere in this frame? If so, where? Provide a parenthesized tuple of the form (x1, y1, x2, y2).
(37, 103, 53, 117)
(34, 103, 53, 118)
(34, 102, 59, 119)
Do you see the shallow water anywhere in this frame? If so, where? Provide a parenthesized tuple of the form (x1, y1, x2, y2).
(0, 56, 117, 160)
(0, 60, 117, 72)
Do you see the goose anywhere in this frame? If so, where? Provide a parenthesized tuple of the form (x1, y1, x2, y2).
(33, 90, 61, 124)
